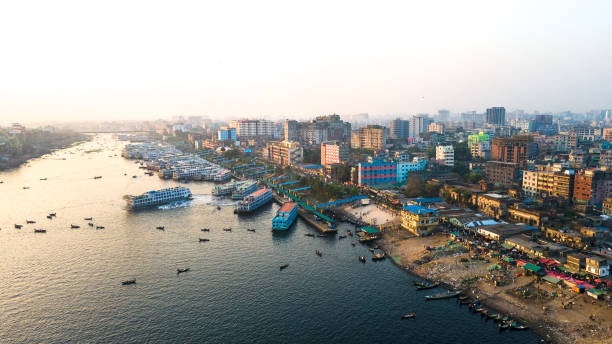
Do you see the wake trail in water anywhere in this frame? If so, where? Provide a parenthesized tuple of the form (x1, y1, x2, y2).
(157, 194, 237, 210)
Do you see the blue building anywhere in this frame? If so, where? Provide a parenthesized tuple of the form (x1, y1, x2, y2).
(218, 127, 237, 141)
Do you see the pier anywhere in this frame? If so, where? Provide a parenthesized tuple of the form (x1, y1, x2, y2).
(261, 178, 337, 233)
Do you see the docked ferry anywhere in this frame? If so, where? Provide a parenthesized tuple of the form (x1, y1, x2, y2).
(126, 187, 192, 210)
(214, 169, 232, 182)
(231, 181, 259, 200)
(212, 180, 245, 196)
(235, 188, 273, 213)
(272, 202, 298, 230)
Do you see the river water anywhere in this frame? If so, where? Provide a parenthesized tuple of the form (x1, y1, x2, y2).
(0, 135, 542, 343)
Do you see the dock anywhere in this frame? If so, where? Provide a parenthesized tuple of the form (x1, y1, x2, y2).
(265, 180, 337, 233)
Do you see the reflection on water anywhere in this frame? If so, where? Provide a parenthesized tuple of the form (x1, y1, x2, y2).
(0, 135, 540, 344)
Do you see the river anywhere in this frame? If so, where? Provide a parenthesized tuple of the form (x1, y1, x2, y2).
(0, 135, 542, 343)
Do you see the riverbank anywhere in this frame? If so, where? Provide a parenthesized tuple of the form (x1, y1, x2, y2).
(378, 231, 612, 344)
(0, 132, 89, 171)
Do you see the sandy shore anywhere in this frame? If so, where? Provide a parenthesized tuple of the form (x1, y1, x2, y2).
(377, 231, 612, 344)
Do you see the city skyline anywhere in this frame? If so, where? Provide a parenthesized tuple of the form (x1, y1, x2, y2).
(1, 0, 611, 122)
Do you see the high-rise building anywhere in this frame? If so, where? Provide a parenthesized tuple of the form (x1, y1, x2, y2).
(229, 119, 274, 139)
(437, 109, 450, 122)
(409, 116, 432, 138)
(283, 120, 299, 141)
(573, 169, 612, 206)
(491, 136, 534, 168)
(217, 127, 237, 141)
(352, 125, 387, 150)
(485, 161, 518, 187)
(486, 107, 506, 126)
(390, 118, 410, 139)
(603, 128, 612, 142)
(320, 141, 349, 166)
(265, 141, 303, 166)
(436, 145, 454, 167)
(428, 122, 444, 134)
(299, 114, 351, 145)
(602, 109, 612, 122)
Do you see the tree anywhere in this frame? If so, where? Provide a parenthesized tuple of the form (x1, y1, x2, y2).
(424, 183, 441, 197)
(402, 176, 424, 197)
(303, 148, 321, 164)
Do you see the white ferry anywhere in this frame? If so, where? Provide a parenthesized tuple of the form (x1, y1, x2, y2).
(212, 180, 246, 196)
(214, 169, 232, 182)
(231, 181, 259, 200)
(126, 187, 192, 210)
(235, 188, 273, 213)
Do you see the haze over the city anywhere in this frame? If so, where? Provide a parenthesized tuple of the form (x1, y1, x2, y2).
(1, 0, 611, 123)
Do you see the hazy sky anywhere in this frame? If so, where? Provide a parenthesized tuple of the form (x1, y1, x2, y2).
(1, 0, 611, 123)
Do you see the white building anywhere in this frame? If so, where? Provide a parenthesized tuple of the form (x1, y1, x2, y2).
(436, 145, 454, 167)
(229, 119, 274, 139)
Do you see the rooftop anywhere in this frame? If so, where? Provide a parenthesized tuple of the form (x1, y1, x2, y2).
(403, 205, 438, 214)
(279, 202, 297, 212)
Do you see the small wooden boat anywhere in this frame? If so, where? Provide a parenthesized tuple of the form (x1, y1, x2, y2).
(474, 307, 485, 313)
(416, 282, 439, 290)
(499, 323, 509, 330)
(26, 220, 36, 224)
(40, 178, 47, 181)
(338, 235, 347, 239)
(156, 226, 164, 230)
(71, 224, 80, 229)
(247, 228, 256, 232)
(34, 229, 47, 233)
(510, 324, 529, 331)
(84, 217, 93, 220)
(88, 222, 94, 227)
(359, 256, 366, 263)
(425, 291, 461, 300)
(401, 313, 416, 319)
(201, 228, 210, 232)
(217, 206, 221, 210)
(304, 233, 315, 237)
(96, 226, 104, 229)
(223, 227, 232, 232)
(199, 238, 210, 242)
(372, 253, 386, 261)
(49, 213, 56, 217)
(122, 279, 136, 285)
(14, 224, 23, 229)
(317, 234, 327, 238)
(22, 186, 30, 189)
(132, 175, 137, 178)
(280, 264, 289, 270)
(487, 313, 498, 319)
(93, 176, 102, 179)
(177, 268, 190, 274)
(351, 242, 355, 246)
(458, 296, 469, 301)
(46, 215, 52, 219)
(315, 250, 322, 257)
(494, 314, 503, 322)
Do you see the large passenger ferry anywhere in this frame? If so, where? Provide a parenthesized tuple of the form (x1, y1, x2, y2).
(231, 180, 259, 200)
(272, 202, 298, 230)
(212, 180, 247, 196)
(235, 188, 273, 213)
(126, 187, 192, 210)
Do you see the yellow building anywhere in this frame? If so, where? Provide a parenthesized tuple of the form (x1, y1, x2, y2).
(401, 205, 439, 236)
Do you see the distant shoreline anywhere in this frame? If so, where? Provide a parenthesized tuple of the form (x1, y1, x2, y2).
(0, 135, 90, 171)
